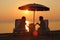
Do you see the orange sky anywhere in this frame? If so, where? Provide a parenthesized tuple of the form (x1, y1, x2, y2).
(0, 0, 60, 22)
(0, 0, 60, 33)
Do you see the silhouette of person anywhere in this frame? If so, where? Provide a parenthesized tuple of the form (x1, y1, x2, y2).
(37, 16, 47, 35)
(13, 16, 26, 33)
(20, 16, 26, 31)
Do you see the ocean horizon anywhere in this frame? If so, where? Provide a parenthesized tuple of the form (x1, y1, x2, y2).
(0, 21, 60, 33)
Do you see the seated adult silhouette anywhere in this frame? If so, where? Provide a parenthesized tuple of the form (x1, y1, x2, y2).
(13, 16, 26, 33)
(37, 16, 50, 35)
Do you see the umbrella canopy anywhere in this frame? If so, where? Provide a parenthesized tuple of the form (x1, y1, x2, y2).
(18, 3, 49, 11)
(18, 3, 50, 24)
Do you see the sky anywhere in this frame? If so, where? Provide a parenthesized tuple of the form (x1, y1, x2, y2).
(0, 0, 60, 33)
(0, 0, 60, 22)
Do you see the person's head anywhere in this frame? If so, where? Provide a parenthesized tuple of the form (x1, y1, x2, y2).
(39, 16, 43, 21)
(22, 16, 26, 22)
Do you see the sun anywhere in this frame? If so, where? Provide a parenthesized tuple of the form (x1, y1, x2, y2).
(24, 10, 29, 14)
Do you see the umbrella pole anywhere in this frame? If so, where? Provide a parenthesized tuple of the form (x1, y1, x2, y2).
(33, 10, 35, 24)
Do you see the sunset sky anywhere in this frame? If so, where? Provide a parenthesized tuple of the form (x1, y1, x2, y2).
(0, 0, 60, 33)
(0, 0, 60, 22)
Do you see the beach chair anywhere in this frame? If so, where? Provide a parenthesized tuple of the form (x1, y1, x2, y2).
(13, 19, 25, 34)
(13, 19, 21, 33)
(44, 19, 50, 32)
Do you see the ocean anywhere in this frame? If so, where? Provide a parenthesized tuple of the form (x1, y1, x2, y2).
(0, 21, 60, 33)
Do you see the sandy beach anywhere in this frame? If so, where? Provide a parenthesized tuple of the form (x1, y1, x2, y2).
(0, 30, 60, 40)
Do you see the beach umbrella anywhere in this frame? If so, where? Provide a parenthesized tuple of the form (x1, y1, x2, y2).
(18, 3, 50, 24)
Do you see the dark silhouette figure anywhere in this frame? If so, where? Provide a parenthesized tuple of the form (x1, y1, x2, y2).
(13, 16, 26, 33)
(20, 16, 26, 31)
(37, 16, 50, 35)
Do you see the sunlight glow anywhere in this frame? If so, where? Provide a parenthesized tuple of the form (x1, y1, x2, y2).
(35, 24, 40, 31)
(24, 10, 29, 14)
(25, 21, 29, 32)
